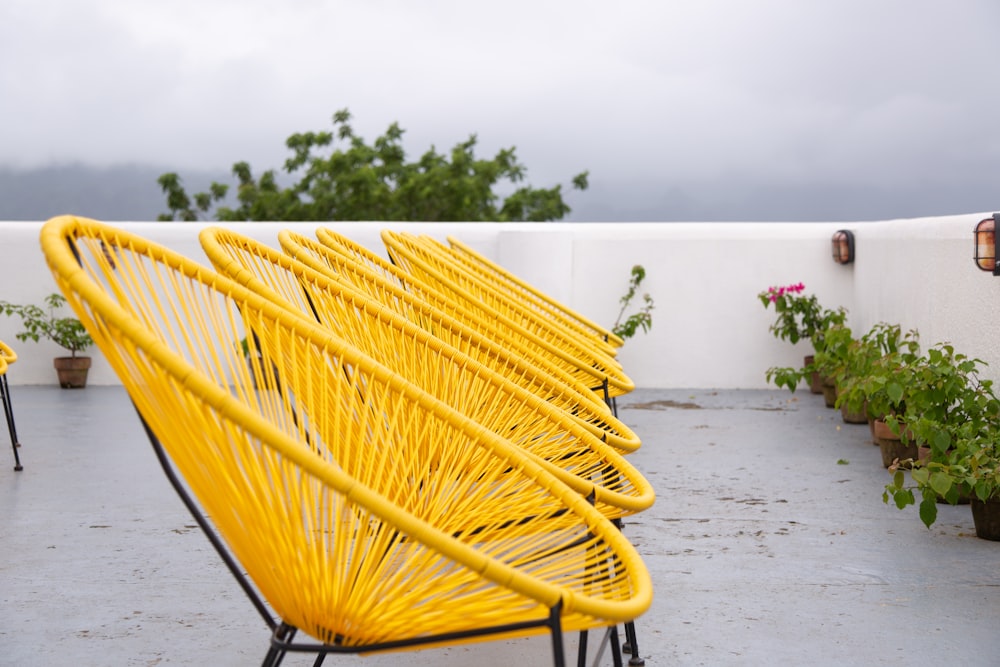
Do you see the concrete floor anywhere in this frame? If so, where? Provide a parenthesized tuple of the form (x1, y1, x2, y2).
(2, 386, 998, 666)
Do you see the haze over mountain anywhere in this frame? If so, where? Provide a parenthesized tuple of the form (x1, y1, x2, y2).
(0, 164, 228, 222)
(0, 162, 995, 224)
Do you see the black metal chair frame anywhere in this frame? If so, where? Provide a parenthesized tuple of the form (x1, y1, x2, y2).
(1, 364, 22, 471)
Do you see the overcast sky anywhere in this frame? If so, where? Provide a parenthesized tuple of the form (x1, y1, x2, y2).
(2, 0, 998, 221)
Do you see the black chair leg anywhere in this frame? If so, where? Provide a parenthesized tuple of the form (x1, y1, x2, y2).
(262, 623, 297, 667)
(623, 620, 644, 665)
(1, 374, 22, 471)
(578, 626, 625, 667)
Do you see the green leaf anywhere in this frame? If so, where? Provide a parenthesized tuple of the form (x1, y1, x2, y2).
(929, 471, 953, 497)
(918, 497, 938, 528)
(932, 430, 951, 453)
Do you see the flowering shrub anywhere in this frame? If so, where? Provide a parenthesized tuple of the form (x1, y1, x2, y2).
(758, 282, 845, 346)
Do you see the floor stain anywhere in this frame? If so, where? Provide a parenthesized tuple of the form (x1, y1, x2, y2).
(627, 399, 703, 410)
(625, 399, 789, 411)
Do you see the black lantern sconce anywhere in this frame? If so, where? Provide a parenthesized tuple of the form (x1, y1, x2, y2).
(831, 229, 855, 265)
(974, 214, 1000, 275)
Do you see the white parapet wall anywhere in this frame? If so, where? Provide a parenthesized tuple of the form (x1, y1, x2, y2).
(0, 213, 997, 388)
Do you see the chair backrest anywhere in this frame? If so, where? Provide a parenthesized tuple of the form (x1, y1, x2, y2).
(445, 234, 625, 349)
(280, 228, 640, 453)
(382, 230, 634, 398)
(308, 227, 634, 400)
(41, 215, 652, 647)
(199, 227, 653, 515)
(388, 231, 620, 363)
(0, 340, 16, 366)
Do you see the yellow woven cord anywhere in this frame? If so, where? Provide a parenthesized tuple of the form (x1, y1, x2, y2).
(406, 233, 620, 363)
(445, 235, 626, 350)
(382, 230, 635, 399)
(312, 228, 634, 402)
(0, 340, 17, 365)
(40, 216, 652, 651)
(419, 234, 619, 360)
(199, 228, 653, 516)
(280, 229, 641, 454)
(0, 353, 7, 376)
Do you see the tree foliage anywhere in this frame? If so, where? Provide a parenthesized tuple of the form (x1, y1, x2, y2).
(157, 109, 588, 223)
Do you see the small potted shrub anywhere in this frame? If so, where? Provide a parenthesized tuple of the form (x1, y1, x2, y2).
(836, 325, 918, 434)
(855, 330, 921, 451)
(883, 343, 1000, 538)
(835, 323, 902, 421)
(903, 344, 994, 457)
(885, 426, 1000, 539)
(810, 323, 855, 409)
(759, 282, 846, 394)
(0, 293, 94, 388)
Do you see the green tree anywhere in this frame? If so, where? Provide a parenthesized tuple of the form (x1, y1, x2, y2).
(157, 109, 588, 222)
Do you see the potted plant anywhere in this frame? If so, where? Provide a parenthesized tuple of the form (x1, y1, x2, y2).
(902, 344, 994, 457)
(882, 341, 1000, 537)
(0, 293, 94, 388)
(810, 323, 855, 409)
(853, 329, 921, 447)
(835, 323, 910, 426)
(759, 282, 846, 394)
(885, 426, 1000, 539)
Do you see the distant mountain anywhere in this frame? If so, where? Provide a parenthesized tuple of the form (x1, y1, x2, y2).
(0, 163, 993, 223)
(0, 164, 228, 222)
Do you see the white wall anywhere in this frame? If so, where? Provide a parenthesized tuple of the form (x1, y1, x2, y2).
(0, 213, 995, 388)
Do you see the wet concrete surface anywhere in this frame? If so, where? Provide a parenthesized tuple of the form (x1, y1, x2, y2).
(2, 386, 998, 665)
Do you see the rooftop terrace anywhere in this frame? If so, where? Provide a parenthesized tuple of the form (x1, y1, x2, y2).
(4, 385, 997, 666)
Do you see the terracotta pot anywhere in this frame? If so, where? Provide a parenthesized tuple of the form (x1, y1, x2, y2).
(805, 355, 822, 394)
(970, 497, 1000, 541)
(53, 356, 91, 389)
(873, 419, 918, 468)
(837, 389, 867, 424)
(820, 377, 837, 408)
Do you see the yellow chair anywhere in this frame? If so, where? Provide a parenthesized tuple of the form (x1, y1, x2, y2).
(0, 340, 23, 471)
(382, 230, 635, 404)
(279, 228, 641, 454)
(199, 227, 654, 518)
(446, 235, 626, 349)
(41, 216, 652, 666)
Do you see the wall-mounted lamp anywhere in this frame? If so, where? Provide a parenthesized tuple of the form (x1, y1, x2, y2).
(974, 214, 1000, 275)
(831, 229, 855, 265)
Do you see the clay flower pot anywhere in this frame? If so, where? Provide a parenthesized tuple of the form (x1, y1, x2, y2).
(54, 356, 91, 389)
(805, 355, 822, 394)
(873, 419, 917, 468)
(971, 497, 1000, 541)
(820, 376, 837, 408)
